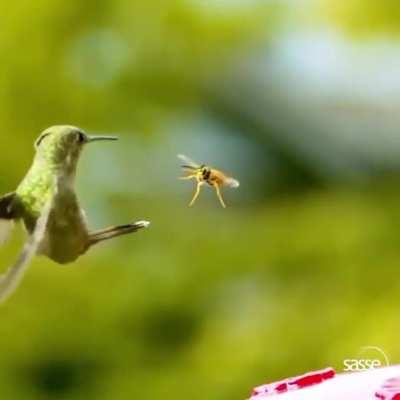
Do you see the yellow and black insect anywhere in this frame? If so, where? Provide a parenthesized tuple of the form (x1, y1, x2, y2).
(178, 154, 239, 208)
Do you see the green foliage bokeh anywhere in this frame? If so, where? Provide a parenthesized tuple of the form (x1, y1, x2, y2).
(1, 1, 400, 400)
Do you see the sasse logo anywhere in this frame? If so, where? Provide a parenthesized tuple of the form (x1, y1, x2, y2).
(343, 346, 389, 372)
(343, 358, 381, 372)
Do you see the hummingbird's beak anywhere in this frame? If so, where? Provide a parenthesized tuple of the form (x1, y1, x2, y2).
(87, 135, 118, 143)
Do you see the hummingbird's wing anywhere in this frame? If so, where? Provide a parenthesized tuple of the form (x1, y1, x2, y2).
(177, 154, 200, 170)
(0, 220, 13, 246)
(0, 192, 18, 219)
(0, 192, 18, 246)
(0, 199, 52, 304)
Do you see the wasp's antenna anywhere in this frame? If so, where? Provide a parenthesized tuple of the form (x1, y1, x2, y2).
(181, 165, 197, 170)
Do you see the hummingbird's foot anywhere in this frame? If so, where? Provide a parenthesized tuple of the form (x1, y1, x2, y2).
(88, 220, 150, 247)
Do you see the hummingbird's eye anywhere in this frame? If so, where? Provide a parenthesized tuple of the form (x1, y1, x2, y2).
(77, 132, 86, 143)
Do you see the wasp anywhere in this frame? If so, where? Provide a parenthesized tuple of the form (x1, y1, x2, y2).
(178, 154, 239, 208)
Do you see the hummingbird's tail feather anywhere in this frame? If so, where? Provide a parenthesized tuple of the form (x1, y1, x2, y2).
(88, 220, 150, 247)
(0, 200, 52, 304)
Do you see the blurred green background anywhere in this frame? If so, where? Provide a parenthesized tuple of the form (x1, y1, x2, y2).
(1, 0, 400, 399)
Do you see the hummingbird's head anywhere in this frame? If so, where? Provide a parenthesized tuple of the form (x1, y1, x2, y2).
(34, 125, 118, 174)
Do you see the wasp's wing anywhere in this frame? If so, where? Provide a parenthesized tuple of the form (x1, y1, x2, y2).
(0, 200, 51, 304)
(177, 154, 200, 170)
(225, 177, 240, 188)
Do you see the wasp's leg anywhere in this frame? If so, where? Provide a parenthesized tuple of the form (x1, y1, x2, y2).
(189, 182, 203, 207)
(179, 174, 197, 180)
(88, 220, 150, 247)
(213, 183, 226, 208)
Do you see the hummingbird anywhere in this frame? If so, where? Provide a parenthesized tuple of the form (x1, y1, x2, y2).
(0, 125, 150, 302)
